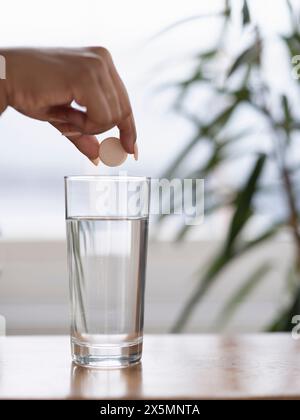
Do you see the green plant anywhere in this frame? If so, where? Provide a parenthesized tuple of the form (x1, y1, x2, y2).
(158, 0, 300, 332)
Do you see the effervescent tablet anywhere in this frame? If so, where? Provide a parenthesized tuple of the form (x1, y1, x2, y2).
(99, 137, 127, 167)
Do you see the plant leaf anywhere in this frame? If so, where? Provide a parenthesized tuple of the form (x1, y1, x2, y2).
(157, 143, 223, 223)
(267, 285, 300, 332)
(227, 42, 260, 78)
(225, 153, 266, 250)
(224, 0, 231, 18)
(281, 94, 292, 134)
(210, 102, 237, 135)
(175, 195, 234, 242)
(162, 133, 203, 180)
(282, 95, 290, 121)
(282, 33, 300, 57)
(267, 260, 300, 332)
(158, 130, 246, 224)
(162, 103, 237, 180)
(286, 0, 298, 31)
(232, 87, 250, 102)
(171, 221, 280, 333)
(171, 207, 281, 334)
(195, 49, 218, 60)
(242, 0, 250, 25)
(240, 222, 283, 254)
(214, 262, 271, 330)
(171, 252, 229, 332)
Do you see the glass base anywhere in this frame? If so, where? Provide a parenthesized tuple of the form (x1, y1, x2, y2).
(71, 338, 143, 368)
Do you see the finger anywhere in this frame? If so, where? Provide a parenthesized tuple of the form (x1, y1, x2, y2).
(74, 73, 113, 129)
(97, 66, 121, 123)
(50, 122, 100, 164)
(107, 61, 137, 153)
(49, 106, 88, 128)
(48, 105, 114, 134)
(118, 113, 137, 154)
(89, 47, 136, 153)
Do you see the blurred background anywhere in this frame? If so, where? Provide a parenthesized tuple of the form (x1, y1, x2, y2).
(1, 0, 300, 334)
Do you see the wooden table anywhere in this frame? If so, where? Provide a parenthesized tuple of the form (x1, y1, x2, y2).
(0, 334, 300, 399)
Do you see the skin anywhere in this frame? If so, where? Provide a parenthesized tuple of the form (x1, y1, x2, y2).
(0, 47, 137, 164)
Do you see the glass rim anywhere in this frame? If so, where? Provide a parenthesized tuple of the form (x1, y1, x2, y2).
(64, 175, 151, 182)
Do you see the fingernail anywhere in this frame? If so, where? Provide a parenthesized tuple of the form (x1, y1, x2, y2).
(133, 143, 139, 161)
(91, 157, 100, 166)
(62, 131, 82, 137)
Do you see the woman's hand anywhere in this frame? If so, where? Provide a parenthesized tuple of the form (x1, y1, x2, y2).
(0, 47, 136, 164)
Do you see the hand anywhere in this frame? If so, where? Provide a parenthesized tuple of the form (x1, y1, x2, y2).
(0, 47, 136, 164)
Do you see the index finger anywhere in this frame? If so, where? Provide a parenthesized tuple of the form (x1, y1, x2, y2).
(104, 53, 137, 153)
(90, 46, 137, 153)
(118, 112, 137, 154)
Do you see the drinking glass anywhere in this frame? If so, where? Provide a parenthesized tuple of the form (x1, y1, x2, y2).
(64, 175, 150, 368)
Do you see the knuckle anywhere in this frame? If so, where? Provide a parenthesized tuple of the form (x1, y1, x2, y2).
(107, 116, 116, 127)
(102, 119, 115, 131)
(88, 46, 111, 61)
(77, 55, 106, 76)
(121, 106, 132, 120)
(110, 116, 119, 126)
(97, 46, 111, 61)
(93, 55, 106, 71)
(85, 120, 107, 134)
(83, 120, 98, 134)
(83, 55, 107, 76)
(79, 66, 95, 85)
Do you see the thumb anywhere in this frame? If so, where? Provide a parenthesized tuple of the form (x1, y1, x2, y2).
(50, 122, 100, 166)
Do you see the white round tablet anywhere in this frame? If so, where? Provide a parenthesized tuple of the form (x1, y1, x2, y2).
(99, 137, 127, 167)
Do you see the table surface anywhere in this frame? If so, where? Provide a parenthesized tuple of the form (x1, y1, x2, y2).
(0, 334, 300, 399)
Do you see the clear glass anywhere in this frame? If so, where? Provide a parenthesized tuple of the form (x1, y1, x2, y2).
(65, 175, 150, 368)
